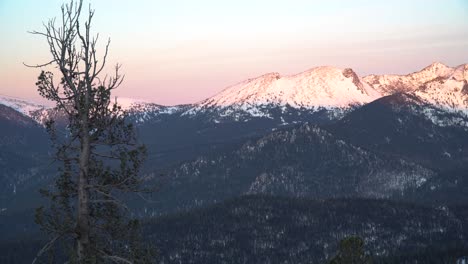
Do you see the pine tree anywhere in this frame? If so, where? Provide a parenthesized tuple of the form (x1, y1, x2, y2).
(328, 236, 372, 264)
(26, 1, 155, 263)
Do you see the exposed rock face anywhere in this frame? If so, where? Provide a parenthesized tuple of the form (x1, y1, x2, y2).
(462, 81, 468, 96)
(343, 68, 366, 94)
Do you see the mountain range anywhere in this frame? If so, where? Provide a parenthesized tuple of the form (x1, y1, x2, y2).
(1, 62, 468, 263)
(3, 62, 468, 125)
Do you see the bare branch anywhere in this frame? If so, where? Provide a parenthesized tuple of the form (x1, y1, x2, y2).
(91, 151, 121, 160)
(135, 192, 160, 204)
(31, 235, 62, 264)
(28, 30, 60, 41)
(23, 60, 56, 68)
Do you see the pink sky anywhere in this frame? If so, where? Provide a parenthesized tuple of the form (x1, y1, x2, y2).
(1, 0, 468, 105)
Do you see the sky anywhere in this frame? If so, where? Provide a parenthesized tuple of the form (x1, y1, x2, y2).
(0, 0, 467, 105)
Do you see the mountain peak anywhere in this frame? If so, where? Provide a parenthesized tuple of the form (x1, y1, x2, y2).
(296, 66, 346, 77)
(426, 61, 449, 70)
(450, 64, 468, 82)
(195, 66, 381, 111)
(234, 72, 282, 89)
(252, 72, 281, 80)
(414, 62, 453, 79)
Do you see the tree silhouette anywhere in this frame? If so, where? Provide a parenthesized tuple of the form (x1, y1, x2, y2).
(26, 0, 154, 263)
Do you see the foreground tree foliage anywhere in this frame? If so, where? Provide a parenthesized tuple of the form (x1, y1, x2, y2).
(27, 0, 154, 263)
(328, 236, 372, 264)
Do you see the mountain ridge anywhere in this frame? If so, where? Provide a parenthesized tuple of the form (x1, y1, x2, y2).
(194, 66, 380, 109)
(2, 62, 468, 125)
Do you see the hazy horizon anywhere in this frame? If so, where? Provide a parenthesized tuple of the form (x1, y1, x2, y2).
(1, 0, 468, 105)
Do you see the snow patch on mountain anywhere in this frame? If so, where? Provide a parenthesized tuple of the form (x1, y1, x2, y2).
(113, 97, 152, 111)
(0, 95, 49, 117)
(115, 97, 190, 124)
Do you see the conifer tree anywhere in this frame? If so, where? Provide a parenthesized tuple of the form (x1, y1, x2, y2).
(26, 1, 154, 263)
(328, 236, 372, 264)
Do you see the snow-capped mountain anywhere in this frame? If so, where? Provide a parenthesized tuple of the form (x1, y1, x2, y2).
(360, 62, 468, 127)
(0, 95, 188, 126)
(362, 62, 468, 108)
(185, 66, 381, 121)
(0, 95, 48, 117)
(0, 95, 159, 116)
(118, 97, 190, 124)
(0, 95, 62, 126)
(363, 62, 456, 95)
(413, 64, 468, 112)
(181, 63, 468, 124)
(198, 67, 380, 108)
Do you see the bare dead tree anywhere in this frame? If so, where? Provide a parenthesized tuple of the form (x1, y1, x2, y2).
(26, 1, 155, 263)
